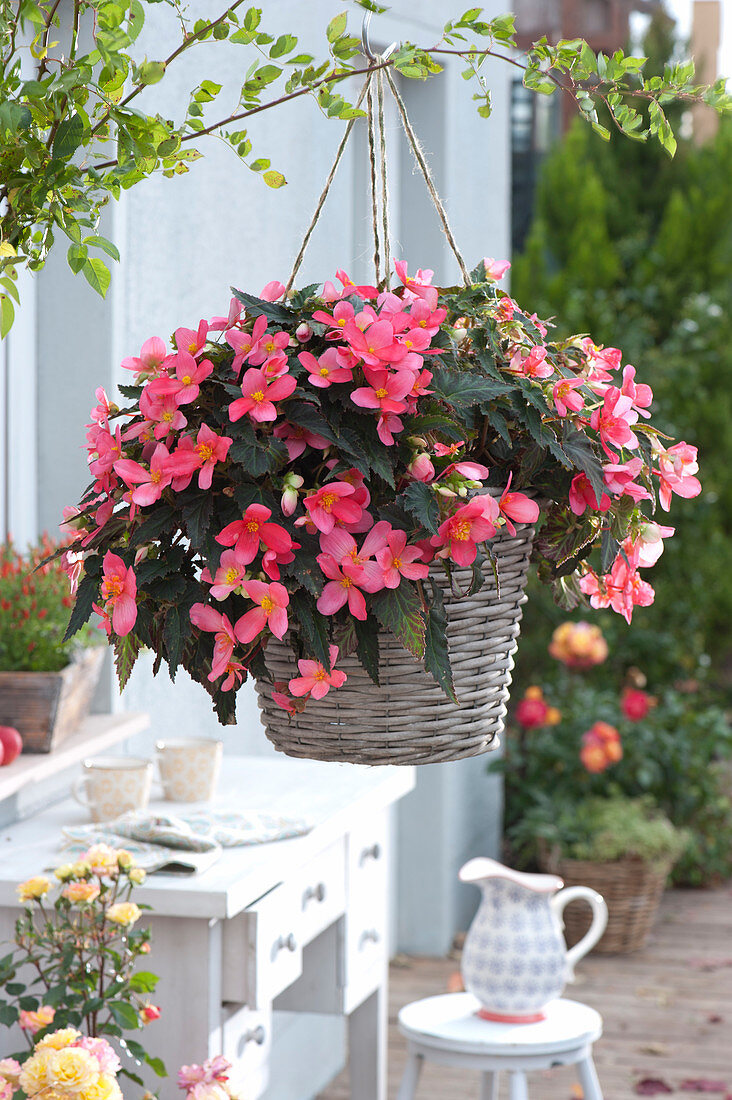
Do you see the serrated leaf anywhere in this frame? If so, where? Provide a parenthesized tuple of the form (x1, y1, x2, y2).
(601, 529, 620, 572)
(63, 572, 98, 641)
(561, 425, 606, 504)
(289, 589, 329, 666)
(114, 632, 141, 691)
(354, 616, 380, 685)
(182, 490, 213, 547)
(400, 481, 439, 535)
(431, 366, 512, 408)
(229, 428, 288, 476)
(371, 585, 425, 659)
(424, 580, 457, 702)
(231, 288, 295, 325)
(282, 401, 337, 444)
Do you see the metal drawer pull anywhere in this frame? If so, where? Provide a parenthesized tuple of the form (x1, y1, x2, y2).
(360, 842, 382, 864)
(360, 928, 380, 947)
(243, 1025, 266, 1046)
(303, 882, 326, 906)
(275, 932, 297, 954)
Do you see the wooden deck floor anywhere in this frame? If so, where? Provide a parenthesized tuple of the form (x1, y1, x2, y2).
(319, 886, 732, 1099)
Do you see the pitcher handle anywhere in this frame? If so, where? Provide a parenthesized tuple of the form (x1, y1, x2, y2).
(72, 776, 91, 807)
(552, 886, 608, 980)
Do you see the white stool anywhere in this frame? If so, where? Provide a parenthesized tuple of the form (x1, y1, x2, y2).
(397, 993, 604, 1100)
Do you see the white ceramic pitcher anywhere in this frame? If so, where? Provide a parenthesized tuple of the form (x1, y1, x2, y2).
(459, 857, 608, 1022)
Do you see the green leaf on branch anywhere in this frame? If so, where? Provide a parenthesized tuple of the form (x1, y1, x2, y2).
(431, 367, 512, 407)
(111, 1002, 140, 1030)
(1, 295, 14, 338)
(289, 589, 329, 666)
(231, 289, 295, 325)
(52, 113, 84, 159)
(82, 258, 111, 298)
(114, 633, 141, 691)
(145, 1056, 167, 1078)
(263, 170, 286, 188)
(424, 579, 457, 703)
(354, 617, 380, 685)
(63, 572, 98, 641)
(371, 585, 425, 660)
(182, 490, 213, 547)
(128, 970, 159, 993)
(138, 61, 166, 86)
(326, 13, 347, 41)
(229, 424, 288, 477)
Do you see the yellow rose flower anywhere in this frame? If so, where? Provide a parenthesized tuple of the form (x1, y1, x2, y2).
(17, 876, 51, 902)
(63, 882, 101, 905)
(128, 867, 146, 886)
(106, 902, 141, 927)
(71, 862, 91, 878)
(116, 849, 135, 871)
(46, 1047, 99, 1093)
(36, 1029, 81, 1052)
(79, 1073, 123, 1100)
(54, 864, 76, 882)
(19, 1051, 51, 1096)
(30, 1087, 69, 1100)
(82, 845, 119, 877)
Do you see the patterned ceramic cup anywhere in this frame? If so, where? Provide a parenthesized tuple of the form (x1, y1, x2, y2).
(155, 738, 223, 802)
(73, 757, 153, 823)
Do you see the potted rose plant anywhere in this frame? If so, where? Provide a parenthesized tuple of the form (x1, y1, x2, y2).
(56, 259, 700, 764)
(0, 537, 104, 753)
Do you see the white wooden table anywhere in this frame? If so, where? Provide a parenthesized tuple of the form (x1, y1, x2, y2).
(0, 755, 414, 1100)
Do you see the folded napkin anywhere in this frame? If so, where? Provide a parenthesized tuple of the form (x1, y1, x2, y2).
(60, 809, 311, 875)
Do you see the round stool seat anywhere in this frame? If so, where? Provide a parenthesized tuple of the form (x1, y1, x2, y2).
(398, 994, 602, 1058)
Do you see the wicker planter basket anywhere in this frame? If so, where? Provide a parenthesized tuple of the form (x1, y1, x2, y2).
(0, 647, 105, 753)
(553, 856, 672, 954)
(255, 516, 535, 765)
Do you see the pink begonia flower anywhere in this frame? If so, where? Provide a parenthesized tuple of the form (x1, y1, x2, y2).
(397, 326, 432, 358)
(289, 645, 347, 700)
(18, 1005, 55, 1033)
(406, 298, 446, 336)
(221, 661, 246, 692)
(312, 300, 358, 337)
(552, 377, 585, 417)
(262, 539, 300, 581)
(209, 297, 243, 332)
(209, 550, 247, 600)
(303, 482, 363, 534)
(590, 387, 639, 455)
(376, 530, 430, 589)
(175, 319, 209, 358)
(228, 367, 296, 423)
(623, 521, 675, 569)
(335, 269, 379, 300)
(408, 453, 436, 482)
(318, 522, 390, 586)
(216, 503, 293, 565)
(580, 558, 655, 624)
(509, 345, 553, 379)
(495, 297, 515, 324)
(139, 376, 188, 438)
(377, 411, 404, 446)
(343, 320, 407, 367)
(351, 367, 413, 415)
(115, 442, 200, 507)
(272, 687, 297, 714)
(226, 315, 267, 375)
(281, 472, 304, 516)
(602, 457, 652, 502)
(393, 261, 439, 308)
(260, 280, 286, 301)
(432, 494, 500, 567)
(441, 460, 490, 482)
(236, 581, 289, 642)
(620, 364, 653, 418)
(122, 336, 168, 379)
(189, 603, 237, 681)
(316, 554, 373, 618)
(88, 424, 123, 477)
(100, 552, 137, 636)
(89, 386, 114, 425)
(434, 440, 465, 457)
(580, 338, 622, 382)
(194, 424, 232, 490)
(298, 348, 353, 388)
(497, 476, 540, 535)
(273, 420, 330, 461)
(655, 441, 701, 511)
(247, 328, 290, 368)
(483, 257, 511, 280)
(174, 352, 213, 405)
(62, 549, 84, 595)
(569, 473, 612, 516)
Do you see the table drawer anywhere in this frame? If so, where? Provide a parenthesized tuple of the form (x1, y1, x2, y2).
(343, 814, 389, 1011)
(221, 1003, 271, 1098)
(292, 839, 346, 946)
(347, 813, 389, 904)
(222, 882, 303, 1007)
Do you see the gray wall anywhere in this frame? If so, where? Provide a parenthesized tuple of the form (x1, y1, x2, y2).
(26, 0, 510, 955)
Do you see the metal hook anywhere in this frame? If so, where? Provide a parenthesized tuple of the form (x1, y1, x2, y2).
(361, 10, 398, 63)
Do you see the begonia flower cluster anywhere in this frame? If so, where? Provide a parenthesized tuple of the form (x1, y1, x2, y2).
(58, 259, 699, 723)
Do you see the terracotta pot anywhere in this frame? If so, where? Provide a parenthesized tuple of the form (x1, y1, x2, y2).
(0, 647, 106, 753)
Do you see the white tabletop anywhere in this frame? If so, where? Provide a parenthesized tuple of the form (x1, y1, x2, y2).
(398, 995, 603, 1055)
(0, 755, 414, 919)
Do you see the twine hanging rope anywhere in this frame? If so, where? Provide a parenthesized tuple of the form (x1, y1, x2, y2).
(384, 68, 471, 287)
(285, 58, 472, 293)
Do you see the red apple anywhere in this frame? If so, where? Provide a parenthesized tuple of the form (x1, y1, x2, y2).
(0, 726, 23, 766)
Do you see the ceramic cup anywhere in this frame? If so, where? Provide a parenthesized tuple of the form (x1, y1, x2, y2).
(73, 756, 153, 823)
(155, 738, 223, 802)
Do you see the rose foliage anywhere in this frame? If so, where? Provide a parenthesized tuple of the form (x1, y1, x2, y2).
(58, 260, 699, 724)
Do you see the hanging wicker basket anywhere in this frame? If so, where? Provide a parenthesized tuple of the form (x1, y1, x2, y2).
(552, 856, 672, 954)
(254, 516, 535, 765)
